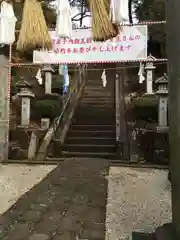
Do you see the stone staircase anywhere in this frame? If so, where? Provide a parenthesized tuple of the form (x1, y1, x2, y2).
(52, 68, 117, 159)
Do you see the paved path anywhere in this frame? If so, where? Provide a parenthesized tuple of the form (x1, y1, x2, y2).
(0, 159, 109, 240)
(0, 160, 172, 240)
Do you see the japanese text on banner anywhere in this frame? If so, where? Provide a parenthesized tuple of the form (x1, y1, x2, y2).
(51, 34, 141, 55)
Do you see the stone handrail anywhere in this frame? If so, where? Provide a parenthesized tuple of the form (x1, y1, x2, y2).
(35, 65, 87, 161)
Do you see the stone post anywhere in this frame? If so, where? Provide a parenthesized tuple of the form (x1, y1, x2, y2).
(155, 74, 168, 131)
(115, 70, 129, 160)
(77, 64, 82, 88)
(0, 55, 9, 161)
(28, 132, 38, 160)
(42, 65, 54, 94)
(79, 64, 82, 85)
(16, 79, 35, 127)
(145, 54, 156, 95)
(41, 118, 50, 129)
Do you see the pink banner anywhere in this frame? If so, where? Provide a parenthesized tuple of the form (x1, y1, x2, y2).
(33, 26, 147, 64)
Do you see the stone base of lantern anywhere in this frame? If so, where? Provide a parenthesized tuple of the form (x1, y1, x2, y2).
(144, 92, 155, 96)
(156, 126, 169, 133)
(142, 93, 155, 99)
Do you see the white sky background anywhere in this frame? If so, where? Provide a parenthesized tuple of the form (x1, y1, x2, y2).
(51, 0, 136, 27)
(71, 0, 129, 27)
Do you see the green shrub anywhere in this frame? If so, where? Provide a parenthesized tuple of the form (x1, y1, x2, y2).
(132, 96, 158, 121)
(32, 99, 62, 120)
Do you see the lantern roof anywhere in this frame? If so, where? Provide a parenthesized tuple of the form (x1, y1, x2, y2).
(16, 77, 32, 88)
(146, 54, 156, 61)
(155, 73, 168, 84)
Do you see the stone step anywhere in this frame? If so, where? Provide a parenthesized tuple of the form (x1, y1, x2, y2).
(77, 106, 114, 111)
(78, 102, 114, 106)
(75, 106, 115, 111)
(82, 97, 113, 101)
(77, 108, 114, 113)
(84, 89, 110, 92)
(74, 109, 115, 116)
(62, 143, 116, 153)
(9, 141, 20, 148)
(73, 116, 115, 121)
(80, 97, 114, 101)
(84, 84, 104, 88)
(61, 151, 116, 159)
(73, 110, 115, 116)
(71, 119, 115, 125)
(80, 101, 114, 105)
(76, 100, 114, 104)
(83, 93, 112, 97)
(84, 90, 111, 95)
(85, 86, 106, 90)
(77, 110, 115, 114)
(71, 124, 115, 131)
(67, 130, 115, 138)
(64, 137, 115, 145)
(80, 96, 114, 99)
(83, 94, 111, 98)
(86, 80, 103, 84)
(76, 109, 114, 114)
(49, 74, 116, 159)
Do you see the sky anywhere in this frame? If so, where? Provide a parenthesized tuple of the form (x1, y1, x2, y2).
(52, 0, 130, 27)
(71, 0, 129, 27)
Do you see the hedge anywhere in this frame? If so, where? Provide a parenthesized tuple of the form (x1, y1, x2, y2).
(132, 96, 158, 121)
(32, 99, 63, 120)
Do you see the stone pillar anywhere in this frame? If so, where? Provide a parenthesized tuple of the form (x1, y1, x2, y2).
(41, 118, 50, 129)
(42, 65, 54, 94)
(28, 132, 38, 160)
(77, 64, 82, 88)
(21, 97, 31, 126)
(0, 55, 9, 161)
(158, 97, 168, 127)
(155, 74, 168, 131)
(16, 79, 35, 127)
(145, 54, 156, 95)
(115, 71, 129, 160)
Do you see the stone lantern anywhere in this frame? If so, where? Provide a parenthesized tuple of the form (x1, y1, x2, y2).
(145, 54, 156, 95)
(42, 65, 54, 94)
(16, 79, 35, 127)
(155, 73, 168, 131)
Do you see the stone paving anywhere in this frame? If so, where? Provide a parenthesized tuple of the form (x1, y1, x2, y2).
(106, 166, 172, 240)
(0, 160, 172, 240)
(0, 159, 109, 240)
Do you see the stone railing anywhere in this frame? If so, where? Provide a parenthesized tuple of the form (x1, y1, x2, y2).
(35, 64, 87, 161)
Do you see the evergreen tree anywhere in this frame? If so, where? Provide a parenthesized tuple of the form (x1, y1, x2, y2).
(132, 0, 166, 57)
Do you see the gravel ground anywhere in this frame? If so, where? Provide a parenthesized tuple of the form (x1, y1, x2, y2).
(106, 166, 172, 240)
(0, 164, 56, 215)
